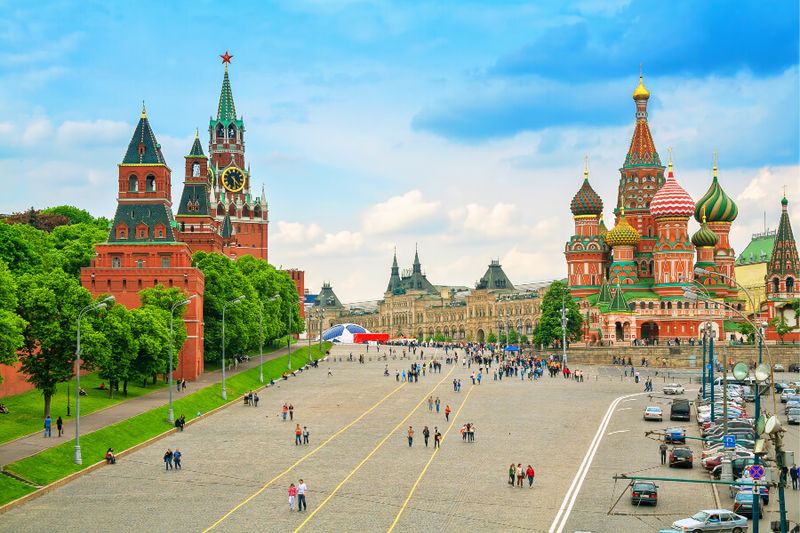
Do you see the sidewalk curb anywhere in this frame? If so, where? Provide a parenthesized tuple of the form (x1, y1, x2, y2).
(0, 352, 321, 516)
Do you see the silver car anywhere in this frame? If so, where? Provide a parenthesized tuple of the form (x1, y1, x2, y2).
(664, 383, 685, 395)
(671, 509, 748, 532)
(788, 407, 800, 424)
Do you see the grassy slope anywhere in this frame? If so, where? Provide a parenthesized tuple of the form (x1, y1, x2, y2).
(2, 343, 330, 502)
(0, 372, 167, 446)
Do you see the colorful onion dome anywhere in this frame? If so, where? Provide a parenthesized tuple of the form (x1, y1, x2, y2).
(633, 73, 650, 101)
(570, 158, 603, 216)
(691, 213, 719, 247)
(650, 159, 695, 219)
(694, 156, 738, 223)
(606, 208, 640, 247)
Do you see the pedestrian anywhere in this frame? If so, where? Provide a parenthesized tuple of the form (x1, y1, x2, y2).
(303, 426, 309, 445)
(516, 463, 524, 487)
(659, 442, 668, 465)
(282, 403, 288, 421)
(526, 465, 535, 487)
(178, 414, 186, 431)
(295, 424, 302, 445)
(434, 427, 441, 449)
(457, 379, 461, 392)
(297, 479, 308, 511)
(396, 370, 400, 382)
(435, 397, 441, 413)
(790, 464, 798, 490)
(56, 416, 63, 437)
(164, 448, 173, 470)
(254, 393, 259, 407)
(445, 405, 451, 422)
(43, 415, 52, 438)
(407, 426, 414, 447)
(328, 368, 332, 377)
(428, 396, 433, 412)
(423, 426, 430, 447)
(452, 378, 457, 392)
(288, 483, 297, 511)
(508, 464, 515, 485)
(105, 447, 116, 464)
(173, 449, 182, 469)
(289, 404, 294, 421)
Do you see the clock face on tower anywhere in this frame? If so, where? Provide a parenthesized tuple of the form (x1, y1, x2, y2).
(222, 166, 245, 193)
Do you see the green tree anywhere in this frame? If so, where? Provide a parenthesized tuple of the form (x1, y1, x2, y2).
(520, 334, 529, 345)
(41, 205, 94, 225)
(128, 307, 171, 386)
(92, 304, 137, 398)
(487, 332, 497, 344)
(236, 255, 302, 342)
(0, 260, 25, 378)
(770, 316, 792, 344)
(47, 223, 108, 278)
(533, 281, 583, 348)
(737, 321, 756, 344)
(16, 270, 94, 417)
(0, 221, 47, 274)
(507, 328, 519, 345)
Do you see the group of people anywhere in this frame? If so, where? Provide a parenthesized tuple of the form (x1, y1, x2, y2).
(459, 423, 476, 442)
(163, 448, 182, 470)
(509, 463, 535, 488)
(281, 403, 295, 421)
(287, 479, 308, 511)
(643, 377, 654, 392)
(420, 425, 442, 448)
(294, 424, 310, 445)
(43, 415, 64, 438)
(244, 390, 260, 407)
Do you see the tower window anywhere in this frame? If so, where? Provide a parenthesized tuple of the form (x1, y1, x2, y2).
(146, 175, 156, 192)
(112, 256, 121, 268)
(128, 175, 138, 192)
(137, 259, 144, 268)
(773, 277, 780, 293)
(217, 124, 224, 138)
(161, 257, 171, 268)
(787, 277, 795, 292)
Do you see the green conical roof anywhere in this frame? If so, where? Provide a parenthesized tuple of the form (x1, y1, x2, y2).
(217, 66, 237, 125)
(597, 277, 612, 304)
(187, 131, 205, 157)
(387, 249, 403, 293)
(475, 260, 514, 291)
(768, 196, 799, 277)
(608, 284, 629, 312)
(221, 214, 233, 238)
(122, 106, 166, 165)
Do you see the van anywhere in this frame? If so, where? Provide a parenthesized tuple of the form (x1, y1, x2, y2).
(670, 399, 691, 421)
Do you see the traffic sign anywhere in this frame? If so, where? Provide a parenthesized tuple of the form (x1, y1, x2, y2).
(723, 435, 736, 449)
(748, 464, 765, 480)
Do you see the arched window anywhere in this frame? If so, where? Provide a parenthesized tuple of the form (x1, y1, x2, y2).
(217, 204, 225, 217)
(128, 175, 138, 192)
(146, 175, 156, 192)
(787, 277, 795, 292)
(242, 205, 250, 219)
(648, 302, 653, 310)
(254, 205, 262, 218)
(677, 301, 682, 309)
(773, 277, 780, 293)
(667, 302, 672, 310)
(228, 125, 236, 139)
(228, 203, 236, 217)
(112, 257, 121, 268)
(216, 124, 224, 139)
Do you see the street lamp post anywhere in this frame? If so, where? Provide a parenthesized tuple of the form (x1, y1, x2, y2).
(221, 295, 245, 400)
(169, 295, 196, 424)
(318, 308, 324, 357)
(74, 295, 114, 465)
(287, 303, 293, 371)
(561, 296, 568, 368)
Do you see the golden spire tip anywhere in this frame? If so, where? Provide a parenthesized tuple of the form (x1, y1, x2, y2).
(141, 100, 147, 119)
(713, 151, 718, 177)
(583, 154, 589, 178)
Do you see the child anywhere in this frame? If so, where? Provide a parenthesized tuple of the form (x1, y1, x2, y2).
(288, 483, 297, 511)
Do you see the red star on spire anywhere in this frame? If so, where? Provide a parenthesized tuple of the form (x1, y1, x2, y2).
(220, 51, 233, 64)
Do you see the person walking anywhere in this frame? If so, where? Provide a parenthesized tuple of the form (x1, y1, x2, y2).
(789, 464, 798, 490)
(508, 464, 516, 486)
(56, 416, 63, 437)
(435, 397, 441, 413)
(295, 424, 302, 445)
(173, 449, 182, 470)
(516, 464, 524, 487)
(164, 448, 173, 470)
(423, 426, 430, 447)
(427, 396, 433, 412)
(407, 426, 414, 447)
(444, 405, 451, 422)
(303, 426, 310, 445)
(297, 479, 308, 511)
(659, 442, 668, 465)
(254, 393, 259, 407)
(288, 483, 297, 511)
(282, 403, 288, 421)
(434, 427, 441, 449)
(43, 415, 52, 438)
(289, 404, 294, 421)
(526, 465, 535, 488)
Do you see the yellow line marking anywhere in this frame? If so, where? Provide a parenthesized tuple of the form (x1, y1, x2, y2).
(203, 381, 406, 532)
(387, 383, 476, 532)
(293, 365, 456, 532)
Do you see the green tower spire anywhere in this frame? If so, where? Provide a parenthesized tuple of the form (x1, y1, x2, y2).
(217, 65, 237, 125)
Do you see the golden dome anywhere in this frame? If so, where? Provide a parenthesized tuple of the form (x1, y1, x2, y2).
(605, 209, 641, 247)
(633, 74, 650, 101)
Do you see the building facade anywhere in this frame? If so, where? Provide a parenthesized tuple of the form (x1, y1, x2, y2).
(760, 195, 799, 341)
(565, 73, 744, 344)
(734, 230, 776, 313)
(308, 250, 546, 343)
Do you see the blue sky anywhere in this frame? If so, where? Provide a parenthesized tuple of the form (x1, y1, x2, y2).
(2, 0, 798, 301)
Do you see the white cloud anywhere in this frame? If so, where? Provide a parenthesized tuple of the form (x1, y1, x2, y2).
(312, 230, 364, 254)
(272, 220, 323, 244)
(56, 119, 129, 146)
(361, 190, 440, 234)
(448, 202, 522, 237)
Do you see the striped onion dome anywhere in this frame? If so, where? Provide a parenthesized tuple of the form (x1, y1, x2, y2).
(691, 215, 719, 247)
(570, 178, 603, 216)
(606, 209, 640, 247)
(694, 163, 738, 223)
(650, 163, 694, 219)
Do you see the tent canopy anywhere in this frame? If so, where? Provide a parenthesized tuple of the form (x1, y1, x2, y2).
(321, 323, 370, 343)
(504, 345, 520, 352)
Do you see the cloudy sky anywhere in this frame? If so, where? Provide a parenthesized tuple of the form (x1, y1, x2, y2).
(2, 0, 798, 302)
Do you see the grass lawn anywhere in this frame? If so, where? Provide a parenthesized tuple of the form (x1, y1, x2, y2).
(0, 474, 36, 503)
(2, 343, 330, 501)
(0, 372, 168, 447)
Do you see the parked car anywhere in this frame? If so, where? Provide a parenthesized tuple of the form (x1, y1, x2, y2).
(742, 386, 755, 403)
(774, 363, 785, 372)
(729, 477, 769, 505)
(732, 490, 756, 518)
(702, 451, 754, 470)
(711, 457, 755, 480)
(630, 481, 658, 506)
(665, 427, 687, 444)
(785, 398, 800, 414)
(780, 389, 796, 403)
(669, 447, 694, 468)
(789, 362, 800, 373)
(671, 509, 748, 532)
(671, 400, 691, 421)
(788, 407, 800, 425)
(644, 406, 664, 421)
(775, 382, 791, 393)
(664, 383, 685, 395)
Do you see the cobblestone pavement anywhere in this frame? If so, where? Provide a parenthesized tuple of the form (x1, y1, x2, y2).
(1, 344, 797, 533)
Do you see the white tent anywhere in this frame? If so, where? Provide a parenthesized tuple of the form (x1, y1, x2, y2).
(321, 323, 370, 343)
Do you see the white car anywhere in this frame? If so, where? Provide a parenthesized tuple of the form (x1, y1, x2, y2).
(664, 383, 685, 395)
(672, 509, 748, 532)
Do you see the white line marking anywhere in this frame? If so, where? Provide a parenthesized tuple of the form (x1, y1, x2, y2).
(606, 429, 630, 436)
(621, 398, 639, 403)
(616, 407, 632, 411)
(549, 392, 647, 533)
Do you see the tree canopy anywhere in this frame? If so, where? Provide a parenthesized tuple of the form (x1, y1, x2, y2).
(533, 281, 583, 348)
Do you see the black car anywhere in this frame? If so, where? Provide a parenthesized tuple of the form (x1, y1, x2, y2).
(669, 447, 693, 468)
(630, 481, 658, 506)
(790, 362, 800, 373)
(670, 399, 691, 421)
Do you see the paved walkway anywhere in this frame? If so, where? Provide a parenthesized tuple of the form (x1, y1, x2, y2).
(0, 345, 297, 469)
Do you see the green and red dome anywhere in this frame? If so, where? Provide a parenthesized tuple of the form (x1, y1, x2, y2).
(570, 178, 603, 217)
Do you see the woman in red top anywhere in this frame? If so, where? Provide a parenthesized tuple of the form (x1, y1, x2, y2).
(526, 465, 535, 488)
